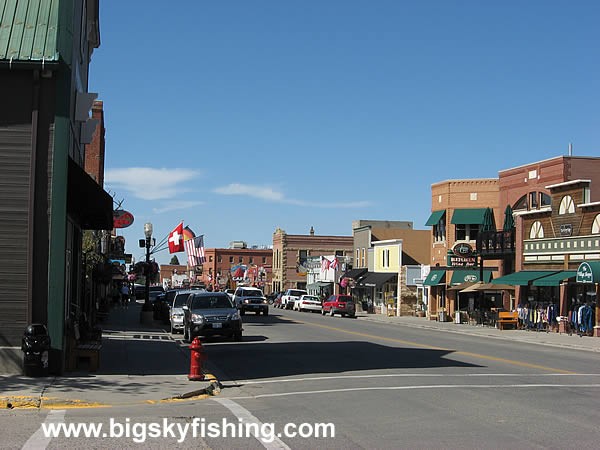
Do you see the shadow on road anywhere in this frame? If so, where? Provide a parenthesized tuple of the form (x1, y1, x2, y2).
(204, 341, 482, 381)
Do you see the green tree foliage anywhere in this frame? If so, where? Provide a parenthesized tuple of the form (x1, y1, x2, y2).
(170, 255, 180, 265)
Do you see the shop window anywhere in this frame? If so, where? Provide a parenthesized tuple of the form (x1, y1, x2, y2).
(530, 221, 544, 239)
(513, 195, 527, 211)
(592, 214, 600, 234)
(433, 216, 446, 242)
(455, 224, 479, 242)
(529, 192, 538, 209)
(559, 195, 575, 215)
(540, 192, 551, 207)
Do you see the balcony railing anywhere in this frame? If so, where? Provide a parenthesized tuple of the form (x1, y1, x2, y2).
(476, 230, 516, 258)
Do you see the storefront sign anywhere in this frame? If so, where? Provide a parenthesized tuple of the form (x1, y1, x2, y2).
(452, 242, 474, 258)
(113, 210, 134, 229)
(576, 262, 594, 283)
(448, 253, 477, 267)
(560, 223, 572, 237)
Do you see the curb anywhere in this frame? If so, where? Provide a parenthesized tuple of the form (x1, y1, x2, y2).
(1, 372, 222, 410)
(356, 315, 600, 353)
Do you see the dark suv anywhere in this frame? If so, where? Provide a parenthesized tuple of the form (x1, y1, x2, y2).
(183, 292, 242, 342)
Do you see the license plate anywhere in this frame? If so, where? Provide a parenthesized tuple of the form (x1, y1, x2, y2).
(212, 323, 222, 328)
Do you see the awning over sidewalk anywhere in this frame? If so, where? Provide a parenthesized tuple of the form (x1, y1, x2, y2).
(357, 272, 397, 288)
(491, 270, 558, 286)
(306, 281, 332, 289)
(450, 270, 492, 285)
(532, 270, 577, 286)
(424, 270, 445, 286)
(342, 268, 368, 280)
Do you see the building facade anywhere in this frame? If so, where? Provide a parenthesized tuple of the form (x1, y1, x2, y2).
(272, 227, 353, 293)
(0, 0, 111, 373)
(196, 248, 272, 292)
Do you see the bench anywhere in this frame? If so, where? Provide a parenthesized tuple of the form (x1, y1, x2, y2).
(497, 311, 518, 330)
(67, 322, 102, 371)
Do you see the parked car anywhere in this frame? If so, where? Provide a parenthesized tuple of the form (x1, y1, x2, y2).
(154, 289, 177, 323)
(182, 292, 242, 342)
(322, 294, 355, 317)
(170, 290, 193, 333)
(280, 289, 307, 310)
(294, 295, 322, 312)
(232, 287, 268, 315)
(265, 291, 281, 304)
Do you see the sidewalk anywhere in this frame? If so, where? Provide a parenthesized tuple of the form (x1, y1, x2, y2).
(356, 313, 600, 353)
(0, 302, 218, 409)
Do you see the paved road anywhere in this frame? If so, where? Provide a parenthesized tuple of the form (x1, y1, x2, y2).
(2, 307, 599, 449)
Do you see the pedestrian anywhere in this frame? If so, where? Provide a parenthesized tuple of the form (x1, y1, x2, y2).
(120, 283, 130, 309)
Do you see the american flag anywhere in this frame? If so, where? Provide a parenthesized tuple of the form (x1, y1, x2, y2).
(185, 235, 206, 267)
(321, 257, 330, 272)
(330, 257, 338, 270)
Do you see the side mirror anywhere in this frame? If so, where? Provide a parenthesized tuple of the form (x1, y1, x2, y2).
(182, 305, 188, 311)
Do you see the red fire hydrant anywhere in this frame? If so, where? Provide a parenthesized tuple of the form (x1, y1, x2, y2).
(188, 337, 206, 381)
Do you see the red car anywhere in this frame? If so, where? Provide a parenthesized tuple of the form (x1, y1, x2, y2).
(322, 294, 355, 318)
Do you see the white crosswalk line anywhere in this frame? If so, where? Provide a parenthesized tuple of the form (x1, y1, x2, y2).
(21, 409, 66, 450)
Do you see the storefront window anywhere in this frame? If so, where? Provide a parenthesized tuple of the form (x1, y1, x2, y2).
(456, 224, 467, 241)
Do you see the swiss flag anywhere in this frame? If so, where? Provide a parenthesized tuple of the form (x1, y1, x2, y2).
(168, 222, 184, 253)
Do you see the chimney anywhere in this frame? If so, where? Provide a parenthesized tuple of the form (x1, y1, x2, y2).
(568, 142, 573, 156)
(309, 226, 315, 236)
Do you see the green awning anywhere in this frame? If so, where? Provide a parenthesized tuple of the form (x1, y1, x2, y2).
(533, 271, 577, 286)
(576, 262, 600, 284)
(425, 210, 445, 226)
(491, 271, 559, 286)
(450, 270, 492, 285)
(424, 270, 445, 286)
(451, 208, 488, 225)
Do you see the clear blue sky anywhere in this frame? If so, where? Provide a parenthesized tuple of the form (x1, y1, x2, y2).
(89, 0, 600, 265)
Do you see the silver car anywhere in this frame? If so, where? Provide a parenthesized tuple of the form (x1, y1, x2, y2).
(170, 290, 194, 334)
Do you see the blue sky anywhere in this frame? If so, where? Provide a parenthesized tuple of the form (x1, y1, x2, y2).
(89, 0, 600, 265)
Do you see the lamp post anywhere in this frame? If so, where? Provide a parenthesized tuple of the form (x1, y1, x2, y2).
(144, 222, 153, 310)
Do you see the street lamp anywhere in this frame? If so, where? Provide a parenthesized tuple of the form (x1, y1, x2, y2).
(143, 222, 153, 310)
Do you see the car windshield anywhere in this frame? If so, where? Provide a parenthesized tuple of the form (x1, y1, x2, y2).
(149, 291, 161, 300)
(173, 293, 190, 307)
(191, 295, 233, 309)
(166, 291, 177, 301)
(289, 290, 306, 296)
(304, 296, 319, 301)
(242, 289, 263, 297)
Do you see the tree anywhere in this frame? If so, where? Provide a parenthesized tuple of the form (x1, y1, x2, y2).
(170, 255, 180, 265)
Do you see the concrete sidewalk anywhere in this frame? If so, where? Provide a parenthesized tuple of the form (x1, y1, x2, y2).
(0, 302, 218, 409)
(356, 313, 600, 353)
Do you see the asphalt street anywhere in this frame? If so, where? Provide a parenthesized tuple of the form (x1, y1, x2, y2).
(1, 307, 599, 449)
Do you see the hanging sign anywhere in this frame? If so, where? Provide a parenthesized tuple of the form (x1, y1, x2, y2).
(113, 210, 134, 229)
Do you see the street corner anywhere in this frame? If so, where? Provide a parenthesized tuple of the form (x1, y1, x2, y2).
(161, 371, 222, 404)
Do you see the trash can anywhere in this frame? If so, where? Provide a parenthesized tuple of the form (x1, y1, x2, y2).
(455, 311, 461, 324)
(22, 324, 51, 377)
(439, 310, 446, 322)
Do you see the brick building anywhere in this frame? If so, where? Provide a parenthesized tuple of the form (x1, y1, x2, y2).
(272, 227, 353, 293)
(196, 248, 272, 292)
(84, 100, 105, 186)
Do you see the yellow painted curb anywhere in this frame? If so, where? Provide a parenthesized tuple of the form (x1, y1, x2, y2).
(1, 372, 221, 410)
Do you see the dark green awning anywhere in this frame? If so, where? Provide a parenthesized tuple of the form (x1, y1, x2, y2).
(451, 208, 488, 225)
(491, 271, 559, 286)
(532, 271, 577, 286)
(307, 281, 332, 289)
(425, 210, 445, 226)
(424, 270, 445, 286)
(450, 270, 492, 285)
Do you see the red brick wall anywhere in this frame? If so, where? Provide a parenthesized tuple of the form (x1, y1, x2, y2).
(84, 100, 105, 186)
